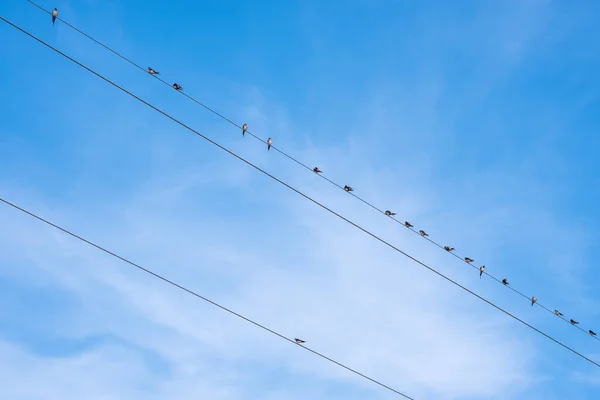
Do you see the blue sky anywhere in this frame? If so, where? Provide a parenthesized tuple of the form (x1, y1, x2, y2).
(1, 0, 600, 398)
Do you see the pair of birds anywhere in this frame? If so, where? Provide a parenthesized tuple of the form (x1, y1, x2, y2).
(148, 67, 184, 92)
(241, 123, 272, 150)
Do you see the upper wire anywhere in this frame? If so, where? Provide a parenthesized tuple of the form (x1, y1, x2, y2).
(2, 13, 599, 367)
(22, 0, 597, 342)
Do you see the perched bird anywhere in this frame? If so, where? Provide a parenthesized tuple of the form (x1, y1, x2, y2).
(404, 221, 413, 228)
(444, 246, 455, 252)
(531, 296, 537, 306)
(313, 167, 322, 173)
(465, 257, 474, 263)
(570, 319, 579, 325)
(52, 8, 58, 25)
(344, 185, 353, 192)
(502, 278, 509, 285)
(294, 338, 306, 344)
(242, 123, 248, 136)
(385, 210, 396, 216)
(267, 138, 272, 150)
(590, 330, 597, 336)
(147, 67, 159, 75)
(172, 83, 183, 91)
(419, 230, 428, 237)
(554, 310, 563, 317)
(479, 265, 485, 278)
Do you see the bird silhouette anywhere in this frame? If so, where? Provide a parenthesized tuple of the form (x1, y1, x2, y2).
(570, 319, 579, 325)
(465, 257, 474, 263)
(147, 67, 159, 75)
(531, 296, 537, 306)
(172, 83, 183, 91)
(554, 310, 564, 317)
(590, 330, 597, 336)
(52, 8, 58, 25)
(419, 230, 428, 237)
(294, 338, 306, 344)
(404, 221, 413, 228)
(479, 265, 485, 278)
(313, 167, 322, 173)
(267, 138, 272, 150)
(444, 246, 455, 252)
(344, 185, 353, 192)
(385, 210, 396, 216)
(242, 123, 248, 136)
(502, 278, 509, 285)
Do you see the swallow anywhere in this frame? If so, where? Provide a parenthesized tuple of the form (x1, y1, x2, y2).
(479, 265, 485, 278)
(172, 83, 183, 91)
(531, 296, 537, 306)
(502, 278, 509, 285)
(267, 137, 272, 150)
(444, 246, 455, 252)
(242, 123, 248, 136)
(590, 330, 597, 336)
(419, 230, 428, 237)
(570, 319, 579, 325)
(147, 67, 159, 75)
(52, 8, 58, 25)
(344, 185, 353, 192)
(465, 257, 474, 263)
(385, 210, 396, 216)
(554, 310, 563, 317)
(313, 167, 322, 173)
(404, 221, 413, 228)
(294, 338, 306, 344)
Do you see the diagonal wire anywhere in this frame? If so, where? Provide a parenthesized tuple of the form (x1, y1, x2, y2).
(23, 0, 598, 341)
(0, 197, 414, 399)
(2, 14, 599, 368)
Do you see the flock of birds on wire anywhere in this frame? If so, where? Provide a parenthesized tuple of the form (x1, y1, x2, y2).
(48, 7, 597, 343)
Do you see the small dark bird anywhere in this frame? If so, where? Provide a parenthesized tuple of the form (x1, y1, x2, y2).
(590, 330, 597, 336)
(404, 221, 413, 228)
(570, 319, 579, 325)
(147, 67, 159, 75)
(242, 123, 248, 136)
(502, 278, 509, 285)
(531, 296, 537, 306)
(313, 167, 322, 173)
(419, 230, 428, 237)
(554, 310, 564, 317)
(344, 185, 353, 192)
(294, 338, 306, 344)
(465, 257, 474, 263)
(172, 83, 183, 91)
(267, 138, 272, 150)
(52, 8, 58, 25)
(444, 246, 455, 252)
(385, 210, 396, 216)
(479, 265, 485, 278)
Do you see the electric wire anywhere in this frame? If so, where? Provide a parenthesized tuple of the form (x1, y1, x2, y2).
(22, 0, 597, 341)
(0, 197, 414, 399)
(2, 14, 599, 369)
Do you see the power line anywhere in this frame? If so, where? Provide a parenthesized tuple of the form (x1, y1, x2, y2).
(23, 0, 597, 341)
(2, 14, 599, 369)
(0, 198, 414, 399)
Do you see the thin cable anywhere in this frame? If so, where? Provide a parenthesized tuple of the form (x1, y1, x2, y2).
(0, 197, 413, 399)
(24, 0, 597, 341)
(2, 14, 599, 368)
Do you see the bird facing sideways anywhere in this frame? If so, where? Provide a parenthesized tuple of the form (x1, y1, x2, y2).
(147, 67, 159, 75)
(172, 83, 183, 91)
(570, 319, 579, 325)
(313, 167, 322, 173)
(502, 278, 509, 285)
(419, 230, 428, 237)
(385, 210, 396, 216)
(465, 257, 474, 263)
(344, 185, 353, 192)
(294, 338, 305, 344)
(444, 246, 455, 252)
(554, 310, 564, 317)
(404, 221, 413, 228)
